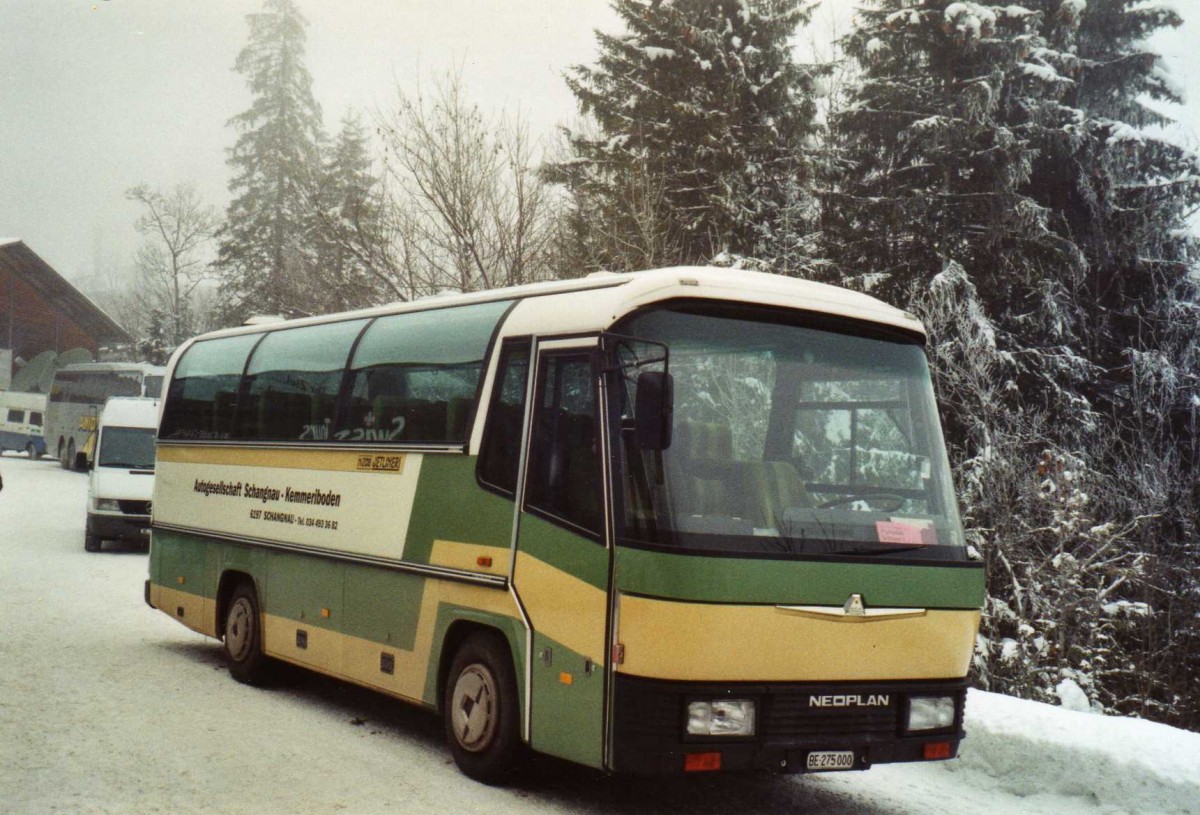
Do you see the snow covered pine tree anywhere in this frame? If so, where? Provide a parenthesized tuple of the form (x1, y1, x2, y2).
(214, 0, 326, 324)
(828, 0, 1200, 729)
(550, 0, 820, 272)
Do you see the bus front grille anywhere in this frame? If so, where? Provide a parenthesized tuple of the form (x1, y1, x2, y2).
(763, 694, 896, 738)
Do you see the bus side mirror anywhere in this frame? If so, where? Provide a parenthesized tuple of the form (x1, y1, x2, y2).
(635, 371, 673, 451)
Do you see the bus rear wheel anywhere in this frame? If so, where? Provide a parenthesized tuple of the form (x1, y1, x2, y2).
(58, 440, 70, 469)
(224, 583, 272, 685)
(443, 632, 522, 784)
(26, 442, 37, 459)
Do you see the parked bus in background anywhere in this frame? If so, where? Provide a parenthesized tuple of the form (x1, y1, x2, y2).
(146, 267, 984, 783)
(0, 391, 48, 458)
(44, 363, 165, 471)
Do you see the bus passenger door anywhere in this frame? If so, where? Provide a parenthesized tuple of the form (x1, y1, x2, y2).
(512, 339, 611, 770)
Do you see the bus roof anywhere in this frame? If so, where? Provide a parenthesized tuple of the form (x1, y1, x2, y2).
(177, 267, 924, 351)
(55, 362, 165, 375)
(0, 391, 48, 411)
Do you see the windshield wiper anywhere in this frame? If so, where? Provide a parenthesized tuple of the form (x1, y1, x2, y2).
(774, 527, 844, 555)
(844, 544, 931, 556)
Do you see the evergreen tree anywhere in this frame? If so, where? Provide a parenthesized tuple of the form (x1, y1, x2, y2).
(829, 0, 1200, 728)
(824, 0, 1092, 714)
(826, 1, 1094, 435)
(312, 112, 387, 312)
(1023, 0, 1200, 420)
(550, 0, 820, 271)
(214, 0, 325, 323)
(1022, 0, 1200, 727)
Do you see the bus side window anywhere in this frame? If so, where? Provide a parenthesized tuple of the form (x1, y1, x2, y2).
(161, 333, 261, 440)
(478, 340, 531, 495)
(340, 300, 512, 444)
(525, 352, 602, 536)
(238, 319, 368, 442)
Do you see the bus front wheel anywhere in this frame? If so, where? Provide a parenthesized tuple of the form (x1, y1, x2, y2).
(58, 440, 70, 470)
(26, 443, 37, 459)
(223, 583, 272, 685)
(443, 632, 522, 784)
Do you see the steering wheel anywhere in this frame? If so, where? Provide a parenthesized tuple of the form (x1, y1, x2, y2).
(818, 493, 906, 512)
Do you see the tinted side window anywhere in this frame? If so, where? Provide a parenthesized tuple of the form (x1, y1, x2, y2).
(238, 320, 368, 442)
(334, 300, 511, 444)
(29, 411, 43, 426)
(525, 352, 602, 535)
(160, 334, 261, 440)
(109, 372, 143, 400)
(50, 372, 76, 404)
(478, 340, 531, 494)
(143, 375, 163, 398)
(6, 409, 22, 423)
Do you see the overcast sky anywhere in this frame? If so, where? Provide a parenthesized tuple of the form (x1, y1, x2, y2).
(1, 0, 1197, 288)
(0, 0, 618, 284)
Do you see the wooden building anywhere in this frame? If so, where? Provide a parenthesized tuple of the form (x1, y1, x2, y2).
(1, 239, 130, 385)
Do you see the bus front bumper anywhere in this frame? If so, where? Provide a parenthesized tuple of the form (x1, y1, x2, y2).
(611, 675, 968, 775)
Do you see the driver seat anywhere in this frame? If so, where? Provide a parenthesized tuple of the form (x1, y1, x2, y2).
(741, 461, 813, 529)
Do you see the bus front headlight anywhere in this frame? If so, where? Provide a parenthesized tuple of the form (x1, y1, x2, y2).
(686, 699, 756, 737)
(906, 696, 955, 732)
(94, 498, 120, 512)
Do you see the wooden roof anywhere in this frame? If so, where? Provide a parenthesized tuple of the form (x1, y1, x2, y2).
(0, 239, 130, 346)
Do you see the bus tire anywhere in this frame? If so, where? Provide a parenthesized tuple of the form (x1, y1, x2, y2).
(84, 533, 101, 552)
(26, 443, 37, 459)
(59, 440, 70, 470)
(67, 439, 79, 471)
(223, 583, 272, 685)
(443, 632, 522, 784)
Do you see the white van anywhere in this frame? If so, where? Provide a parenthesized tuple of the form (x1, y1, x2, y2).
(85, 397, 158, 552)
(0, 391, 48, 458)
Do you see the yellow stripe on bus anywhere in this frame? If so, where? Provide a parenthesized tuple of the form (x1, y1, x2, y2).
(617, 595, 979, 682)
(156, 445, 406, 474)
(265, 576, 521, 704)
(152, 584, 219, 639)
(513, 551, 608, 663)
(428, 540, 511, 576)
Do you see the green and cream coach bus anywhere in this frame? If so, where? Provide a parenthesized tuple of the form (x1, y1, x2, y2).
(145, 267, 984, 782)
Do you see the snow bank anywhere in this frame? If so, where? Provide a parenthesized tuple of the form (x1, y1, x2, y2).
(958, 689, 1200, 814)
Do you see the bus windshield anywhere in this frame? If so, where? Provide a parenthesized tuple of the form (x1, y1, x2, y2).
(612, 305, 966, 559)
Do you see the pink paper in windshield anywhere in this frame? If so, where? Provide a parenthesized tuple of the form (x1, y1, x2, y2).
(875, 521, 937, 546)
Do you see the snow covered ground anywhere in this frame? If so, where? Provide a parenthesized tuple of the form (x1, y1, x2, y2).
(1, 453, 1197, 814)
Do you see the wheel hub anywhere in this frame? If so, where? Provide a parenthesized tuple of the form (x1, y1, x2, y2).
(451, 664, 497, 752)
(226, 598, 252, 660)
